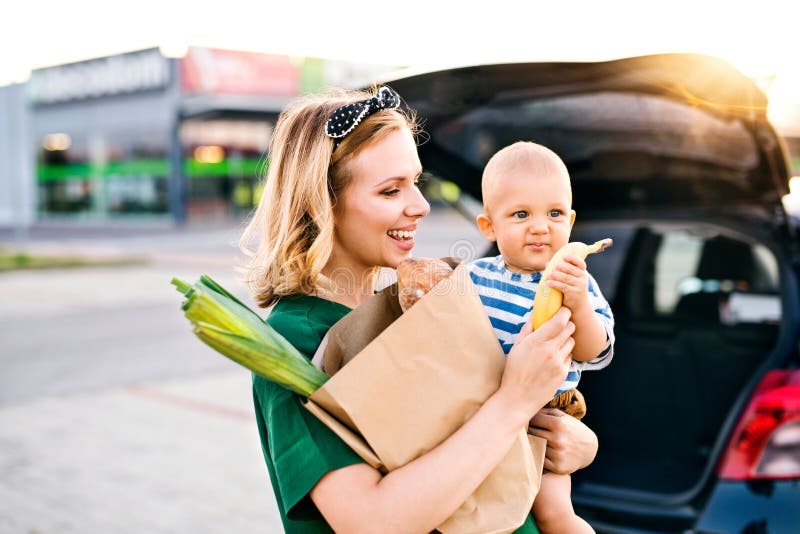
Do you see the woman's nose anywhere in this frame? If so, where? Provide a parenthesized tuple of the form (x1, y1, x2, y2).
(405, 187, 431, 218)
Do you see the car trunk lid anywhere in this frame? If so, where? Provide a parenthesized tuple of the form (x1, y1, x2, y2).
(386, 54, 790, 224)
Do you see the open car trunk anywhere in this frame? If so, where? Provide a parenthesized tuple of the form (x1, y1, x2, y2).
(577, 314, 778, 494)
(570, 222, 781, 502)
(385, 53, 790, 514)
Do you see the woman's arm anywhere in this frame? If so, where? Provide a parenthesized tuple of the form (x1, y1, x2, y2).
(528, 408, 598, 473)
(311, 309, 575, 534)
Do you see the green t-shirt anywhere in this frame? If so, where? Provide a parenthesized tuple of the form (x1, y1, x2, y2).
(253, 294, 538, 533)
(254, 294, 362, 533)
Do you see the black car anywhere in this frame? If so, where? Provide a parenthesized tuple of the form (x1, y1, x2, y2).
(387, 54, 800, 533)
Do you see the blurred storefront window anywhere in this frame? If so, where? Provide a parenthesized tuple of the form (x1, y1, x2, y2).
(180, 119, 271, 220)
(37, 130, 170, 216)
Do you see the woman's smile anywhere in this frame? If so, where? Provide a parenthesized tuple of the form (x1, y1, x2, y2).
(387, 232, 415, 251)
(387, 226, 417, 251)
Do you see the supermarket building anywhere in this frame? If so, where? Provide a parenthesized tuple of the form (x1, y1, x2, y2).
(0, 47, 395, 227)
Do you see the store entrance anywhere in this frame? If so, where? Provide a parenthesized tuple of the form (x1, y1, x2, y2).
(180, 117, 274, 223)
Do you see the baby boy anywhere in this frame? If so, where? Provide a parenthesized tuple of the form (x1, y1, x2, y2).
(467, 141, 614, 534)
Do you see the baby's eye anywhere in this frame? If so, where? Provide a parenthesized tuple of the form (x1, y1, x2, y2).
(512, 211, 528, 219)
(548, 209, 563, 218)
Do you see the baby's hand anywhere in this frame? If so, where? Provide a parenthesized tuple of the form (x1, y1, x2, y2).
(545, 255, 590, 313)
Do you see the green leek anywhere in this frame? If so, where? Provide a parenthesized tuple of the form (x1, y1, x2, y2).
(171, 276, 329, 397)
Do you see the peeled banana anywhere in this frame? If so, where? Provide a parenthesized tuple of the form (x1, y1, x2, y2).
(531, 238, 613, 329)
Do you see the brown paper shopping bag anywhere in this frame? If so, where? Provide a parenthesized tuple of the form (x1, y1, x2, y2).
(306, 264, 546, 533)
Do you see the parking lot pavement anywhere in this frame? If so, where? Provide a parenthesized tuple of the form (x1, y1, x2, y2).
(0, 226, 275, 533)
(0, 369, 282, 534)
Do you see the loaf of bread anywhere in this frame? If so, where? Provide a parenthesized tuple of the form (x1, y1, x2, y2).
(396, 257, 454, 312)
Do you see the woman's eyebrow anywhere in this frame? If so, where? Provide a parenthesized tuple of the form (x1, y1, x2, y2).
(374, 176, 403, 187)
(373, 171, 423, 187)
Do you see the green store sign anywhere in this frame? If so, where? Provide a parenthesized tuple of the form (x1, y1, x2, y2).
(37, 158, 267, 181)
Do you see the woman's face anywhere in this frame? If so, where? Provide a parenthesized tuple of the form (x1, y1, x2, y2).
(331, 127, 430, 276)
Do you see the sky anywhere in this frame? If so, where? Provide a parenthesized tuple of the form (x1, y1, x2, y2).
(4, 0, 799, 128)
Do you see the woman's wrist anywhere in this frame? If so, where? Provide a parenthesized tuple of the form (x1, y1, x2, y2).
(490, 386, 546, 431)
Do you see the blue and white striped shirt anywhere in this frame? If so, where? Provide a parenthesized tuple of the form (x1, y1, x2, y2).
(467, 254, 615, 396)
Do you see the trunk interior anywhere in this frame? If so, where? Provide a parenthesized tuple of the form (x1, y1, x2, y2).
(568, 221, 781, 497)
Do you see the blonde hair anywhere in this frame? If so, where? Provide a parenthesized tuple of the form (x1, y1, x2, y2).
(482, 141, 572, 209)
(239, 88, 419, 308)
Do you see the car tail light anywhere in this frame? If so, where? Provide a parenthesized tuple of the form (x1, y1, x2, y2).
(717, 369, 800, 480)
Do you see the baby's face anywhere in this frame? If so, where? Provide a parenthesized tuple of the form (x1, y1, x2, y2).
(482, 167, 575, 274)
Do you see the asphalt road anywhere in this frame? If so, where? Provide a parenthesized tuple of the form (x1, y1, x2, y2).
(0, 265, 240, 406)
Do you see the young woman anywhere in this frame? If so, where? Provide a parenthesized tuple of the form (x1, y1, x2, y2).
(240, 87, 597, 533)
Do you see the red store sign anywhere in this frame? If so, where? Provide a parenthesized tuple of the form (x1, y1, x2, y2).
(180, 47, 299, 96)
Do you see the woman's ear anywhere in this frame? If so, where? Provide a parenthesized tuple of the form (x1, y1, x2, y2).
(476, 213, 496, 241)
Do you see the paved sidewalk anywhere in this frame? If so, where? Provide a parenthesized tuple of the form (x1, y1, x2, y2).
(0, 369, 281, 533)
(0, 221, 250, 269)
(0, 225, 282, 533)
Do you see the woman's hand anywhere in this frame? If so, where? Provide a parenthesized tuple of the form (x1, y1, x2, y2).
(498, 307, 575, 424)
(528, 408, 598, 474)
(545, 255, 591, 314)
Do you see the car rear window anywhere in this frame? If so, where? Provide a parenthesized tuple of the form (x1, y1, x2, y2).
(578, 224, 781, 326)
(656, 229, 780, 325)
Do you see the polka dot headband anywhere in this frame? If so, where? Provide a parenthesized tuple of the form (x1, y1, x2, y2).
(325, 86, 401, 142)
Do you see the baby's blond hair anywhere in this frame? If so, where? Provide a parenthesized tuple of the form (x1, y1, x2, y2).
(481, 141, 571, 212)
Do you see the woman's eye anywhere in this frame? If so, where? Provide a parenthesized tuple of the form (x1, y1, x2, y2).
(381, 188, 400, 197)
(512, 211, 528, 219)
